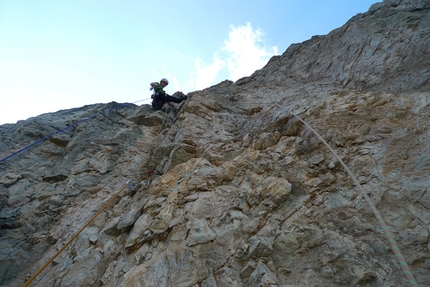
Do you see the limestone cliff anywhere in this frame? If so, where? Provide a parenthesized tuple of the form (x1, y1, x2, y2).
(1, 0, 430, 286)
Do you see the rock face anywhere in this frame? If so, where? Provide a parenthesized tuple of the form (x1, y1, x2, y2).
(249, 0, 430, 93)
(1, 0, 430, 286)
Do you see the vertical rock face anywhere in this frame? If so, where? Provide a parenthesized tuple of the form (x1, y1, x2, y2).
(1, 1, 430, 286)
(249, 0, 430, 93)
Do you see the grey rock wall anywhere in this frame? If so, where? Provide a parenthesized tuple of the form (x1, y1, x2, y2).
(1, 0, 430, 286)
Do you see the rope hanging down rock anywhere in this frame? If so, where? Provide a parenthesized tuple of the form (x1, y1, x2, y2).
(21, 110, 170, 287)
(275, 103, 418, 287)
(19, 97, 417, 286)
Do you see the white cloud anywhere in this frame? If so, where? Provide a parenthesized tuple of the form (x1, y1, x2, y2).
(191, 23, 278, 91)
(223, 23, 278, 81)
(192, 55, 225, 90)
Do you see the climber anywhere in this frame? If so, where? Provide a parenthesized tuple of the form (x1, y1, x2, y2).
(150, 78, 187, 111)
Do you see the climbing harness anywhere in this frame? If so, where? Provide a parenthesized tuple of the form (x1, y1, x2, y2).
(275, 103, 418, 287)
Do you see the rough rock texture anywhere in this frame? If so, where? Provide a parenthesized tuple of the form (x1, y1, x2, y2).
(1, 0, 430, 286)
(248, 0, 430, 93)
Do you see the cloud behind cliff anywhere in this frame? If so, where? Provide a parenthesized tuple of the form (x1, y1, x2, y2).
(0, 0, 376, 125)
(191, 23, 278, 90)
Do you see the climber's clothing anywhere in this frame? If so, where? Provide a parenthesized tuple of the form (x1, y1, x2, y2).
(150, 78, 168, 96)
(150, 82, 166, 96)
(152, 93, 184, 110)
(150, 78, 186, 111)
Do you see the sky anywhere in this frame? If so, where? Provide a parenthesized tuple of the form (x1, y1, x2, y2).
(0, 0, 378, 125)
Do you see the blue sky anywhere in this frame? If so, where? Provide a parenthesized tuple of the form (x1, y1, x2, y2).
(0, 0, 378, 125)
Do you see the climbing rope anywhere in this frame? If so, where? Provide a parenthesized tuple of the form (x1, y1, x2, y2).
(275, 103, 418, 287)
(22, 105, 170, 287)
(22, 180, 130, 287)
(0, 99, 147, 164)
(18, 95, 418, 286)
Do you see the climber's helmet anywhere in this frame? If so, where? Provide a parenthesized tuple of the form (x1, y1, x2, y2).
(160, 78, 169, 86)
